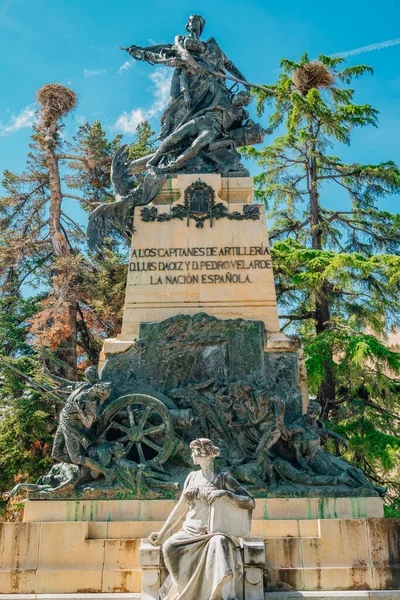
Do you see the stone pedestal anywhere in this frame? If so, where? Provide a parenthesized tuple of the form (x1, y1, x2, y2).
(1, 498, 399, 595)
(2, 176, 397, 596)
(99, 175, 296, 365)
(21, 497, 384, 523)
(98, 174, 308, 409)
(121, 174, 279, 339)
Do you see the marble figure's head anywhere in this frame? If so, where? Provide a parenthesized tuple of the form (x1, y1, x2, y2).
(190, 438, 220, 463)
(186, 14, 206, 37)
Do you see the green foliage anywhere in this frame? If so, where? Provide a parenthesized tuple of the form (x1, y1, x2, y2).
(128, 121, 157, 161)
(0, 111, 156, 504)
(248, 54, 400, 502)
(0, 356, 56, 498)
(0, 295, 42, 357)
(74, 245, 129, 364)
(66, 120, 122, 211)
(384, 503, 400, 518)
(0, 117, 155, 368)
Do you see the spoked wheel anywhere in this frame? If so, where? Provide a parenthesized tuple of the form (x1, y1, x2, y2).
(98, 394, 175, 466)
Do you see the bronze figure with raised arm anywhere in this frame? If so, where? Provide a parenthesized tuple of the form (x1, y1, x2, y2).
(87, 14, 272, 250)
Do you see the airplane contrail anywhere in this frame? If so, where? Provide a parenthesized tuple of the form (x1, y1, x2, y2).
(330, 37, 400, 58)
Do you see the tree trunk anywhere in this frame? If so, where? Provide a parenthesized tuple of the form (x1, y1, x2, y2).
(42, 119, 77, 380)
(314, 280, 336, 415)
(57, 303, 78, 380)
(76, 304, 100, 365)
(45, 121, 65, 254)
(309, 138, 336, 414)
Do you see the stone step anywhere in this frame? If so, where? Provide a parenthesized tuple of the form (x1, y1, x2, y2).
(23, 496, 384, 523)
(86, 519, 321, 539)
(267, 593, 400, 599)
(1, 517, 398, 594)
(0, 595, 140, 600)
(1, 592, 399, 600)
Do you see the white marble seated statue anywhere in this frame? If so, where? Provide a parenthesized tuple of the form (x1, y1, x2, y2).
(148, 438, 256, 600)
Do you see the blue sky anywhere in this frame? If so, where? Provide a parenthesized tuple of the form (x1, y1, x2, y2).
(1, 0, 400, 211)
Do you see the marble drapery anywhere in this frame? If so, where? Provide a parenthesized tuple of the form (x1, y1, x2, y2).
(161, 470, 246, 600)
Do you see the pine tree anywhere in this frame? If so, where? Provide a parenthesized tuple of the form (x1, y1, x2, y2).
(64, 120, 121, 207)
(0, 87, 156, 505)
(62, 119, 156, 365)
(0, 355, 57, 512)
(0, 83, 156, 374)
(0, 272, 56, 514)
(245, 54, 400, 508)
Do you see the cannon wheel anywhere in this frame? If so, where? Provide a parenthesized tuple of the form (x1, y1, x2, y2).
(98, 393, 175, 466)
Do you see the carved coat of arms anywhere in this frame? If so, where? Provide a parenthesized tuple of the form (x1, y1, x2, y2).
(184, 180, 215, 215)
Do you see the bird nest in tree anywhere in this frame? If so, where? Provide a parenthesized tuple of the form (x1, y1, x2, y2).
(292, 62, 334, 96)
(36, 84, 77, 119)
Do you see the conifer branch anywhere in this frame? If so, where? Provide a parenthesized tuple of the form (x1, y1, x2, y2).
(362, 399, 400, 421)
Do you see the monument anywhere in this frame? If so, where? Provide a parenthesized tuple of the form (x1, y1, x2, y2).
(1, 13, 399, 599)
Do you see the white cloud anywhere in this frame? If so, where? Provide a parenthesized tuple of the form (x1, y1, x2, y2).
(114, 108, 147, 133)
(148, 69, 172, 115)
(118, 59, 134, 74)
(0, 105, 35, 137)
(113, 68, 172, 134)
(331, 37, 400, 58)
(83, 68, 107, 78)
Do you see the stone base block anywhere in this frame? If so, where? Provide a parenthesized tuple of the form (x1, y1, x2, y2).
(268, 593, 400, 599)
(2, 594, 399, 600)
(23, 499, 176, 523)
(0, 595, 141, 600)
(99, 339, 134, 366)
(101, 569, 141, 593)
(0, 571, 37, 595)
(22, 496, 384, 523)
(1, 503, 398, 595)
(267, 567, 375, 592)
(34, 571, 103, 594)
(35, 570, 141, 594)
(118, 174, 281, 340)
(0, 520, 142, 594)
